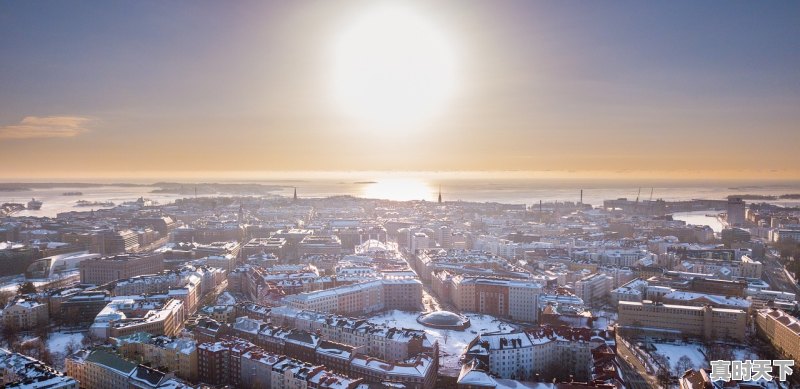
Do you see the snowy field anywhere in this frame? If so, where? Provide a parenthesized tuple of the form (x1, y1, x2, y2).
(369, 310, 517, 373)
(47, 331, 84, 354)
(652, 342, 709, 372)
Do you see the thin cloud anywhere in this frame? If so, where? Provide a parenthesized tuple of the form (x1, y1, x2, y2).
(0, 116, 92, 140)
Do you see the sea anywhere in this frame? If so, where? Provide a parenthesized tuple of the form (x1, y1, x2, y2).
(2, 173, 800, 228)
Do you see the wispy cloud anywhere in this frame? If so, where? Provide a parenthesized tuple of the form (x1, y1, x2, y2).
(0, 116, 92, 140)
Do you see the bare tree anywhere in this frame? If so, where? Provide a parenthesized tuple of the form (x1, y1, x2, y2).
(65, 340, 79, 356)
(1, 324, 20, 347)
(656, 363, 672, 388)
(675, 355, 694, 376)
(704, 342, 734, 363)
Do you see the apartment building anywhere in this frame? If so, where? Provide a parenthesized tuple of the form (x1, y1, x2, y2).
(79, 253, 164, 285)
(2, 296, 49, 330)
(463, 326, 614, 381)
(350, 354, 437, 389)
(270, 306, 432, 362)
(446, 276, 542, 322)
(0, 348, 77, 388)
(91, 298, 185, 340)
(754, 308, 800, 366)
(114, 333, 198, 382)
(65, 349, 172, 389)
(283, 279, 422, 315)
(574, 273, 613, 306)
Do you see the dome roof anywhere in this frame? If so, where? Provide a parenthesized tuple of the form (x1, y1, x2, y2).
(417, 311, 470, 330)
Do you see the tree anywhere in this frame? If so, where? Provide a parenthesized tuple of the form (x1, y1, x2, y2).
(675, 355, 694, 376)
(17, 282, 37, 295)
(704, 343, 734, 363)
(35, 325, 50, 342)
(0, 291, 14, 308)
(1, 324, 19, 347)
(65, 340, 79, 357)
(656, 364, 672, 388)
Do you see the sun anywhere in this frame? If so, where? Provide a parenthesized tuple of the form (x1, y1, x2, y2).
(330, 4, 458, 128)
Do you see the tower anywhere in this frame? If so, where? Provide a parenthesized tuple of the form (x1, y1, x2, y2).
(238, 204, 244, 223)
(293, 187, 297, 202)
(438, 186, 442, 204)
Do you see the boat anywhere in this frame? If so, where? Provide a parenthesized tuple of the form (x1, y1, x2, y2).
(62, 191, 83, 196)
(27, 198, 42, 210)
(75, 200, 115, 207)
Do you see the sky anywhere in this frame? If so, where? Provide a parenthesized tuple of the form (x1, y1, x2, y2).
(0, 1, 798, 180)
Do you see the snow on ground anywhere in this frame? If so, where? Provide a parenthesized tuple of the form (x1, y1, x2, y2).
(369, 310, 516, 373)
(0, 278, 53, 292)
(47, 331, 84, 354)
(652, 342, 708, 372)
(733, 347, 760, 361)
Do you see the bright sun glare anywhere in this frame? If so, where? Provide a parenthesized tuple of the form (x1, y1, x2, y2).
(331, 4, 457, 128)
(361, 178, 434, 201)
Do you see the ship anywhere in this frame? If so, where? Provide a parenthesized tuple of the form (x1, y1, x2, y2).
(27, 198, 43, 210)
(75, 200, 115, 207)
(62, 191, 83, 196)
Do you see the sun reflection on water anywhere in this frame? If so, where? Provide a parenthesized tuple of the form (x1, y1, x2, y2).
(360, 178, 435, 201)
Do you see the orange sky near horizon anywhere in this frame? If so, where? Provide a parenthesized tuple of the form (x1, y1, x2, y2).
(0, 1, 798, 180)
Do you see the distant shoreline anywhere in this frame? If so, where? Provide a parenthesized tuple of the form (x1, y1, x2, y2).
(727, 194, 800, 200)
(0, 182, 287, 196)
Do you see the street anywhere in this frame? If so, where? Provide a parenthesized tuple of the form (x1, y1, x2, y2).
(761, 254, 800, 295)
(616, 334, 658, 389)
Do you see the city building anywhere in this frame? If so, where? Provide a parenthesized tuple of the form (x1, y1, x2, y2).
(754, 308, 800, 366)
(283, 279, 422, 315)
(617, 300, 747, 341)
(114, 333, 198, 382)
(2, 295, 49, 330)
(0, 348, 78, 388)
(574, 273, 613, 307)
(79, 253, 164, 285)
(463, 326, 615, 381)
(726, 197, 746, 227)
